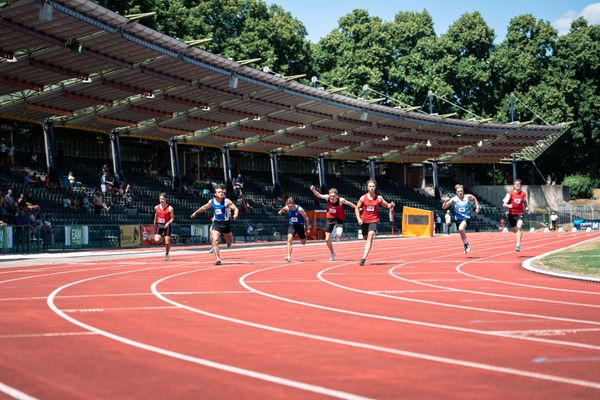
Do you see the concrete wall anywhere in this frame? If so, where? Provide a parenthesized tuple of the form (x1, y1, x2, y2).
(471, 185, 570, 210)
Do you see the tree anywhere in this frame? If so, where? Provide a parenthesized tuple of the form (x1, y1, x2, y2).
(311, 10, 392, 98)
(99, 0, 311, 76)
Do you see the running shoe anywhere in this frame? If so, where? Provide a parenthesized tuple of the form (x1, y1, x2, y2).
(359, 258, 366, 266)
(285, 255, 291, 262)
(227, 242, 232, 248)
(516, 244, 520, 252)
(214, 259, 221, 265)
(165, 254, 169, 261)
(208, 247, 214, 254)
(330, 252, 336, 261)
(464, 243, 470, 254)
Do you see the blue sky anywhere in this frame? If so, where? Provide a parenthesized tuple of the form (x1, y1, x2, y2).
(265, 1, 600, 43)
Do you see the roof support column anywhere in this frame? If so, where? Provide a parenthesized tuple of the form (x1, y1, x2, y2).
(432, 160, 440, 200)
(169, 138, 181, 190)
(428, 90, 434, 114)
(270, 150, 280, 187)
(318, 155, 327, 192)
(221, 144, 232, 192)
(368, 159, 376, 182)
(42, 120, 58, 183)
(110, 130, 124, 186)
(512, 154, 518, 182)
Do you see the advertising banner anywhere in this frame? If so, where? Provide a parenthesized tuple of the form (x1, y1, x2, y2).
(120, 225, 141, 247)
(64, 226, 89, 246)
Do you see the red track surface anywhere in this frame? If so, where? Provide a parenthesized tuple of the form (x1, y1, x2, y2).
(1, 231, 599, 399)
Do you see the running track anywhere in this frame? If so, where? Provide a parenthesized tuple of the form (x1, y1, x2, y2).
(1, 231, 599, 399)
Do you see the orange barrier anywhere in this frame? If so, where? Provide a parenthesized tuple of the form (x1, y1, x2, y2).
(305, 210, 327, 240)
(402, 206, 434, 237)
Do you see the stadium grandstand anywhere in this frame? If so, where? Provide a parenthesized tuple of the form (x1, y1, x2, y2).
(0, 0, 568, 253)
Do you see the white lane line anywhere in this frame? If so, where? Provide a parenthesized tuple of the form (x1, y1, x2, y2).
(0, 382, 39, 400)
(152, 269, 600, 390)
(47, 267, 369, 400)
(0, 290, 250, 301)
(521, 235, 600, 283)
(371, 290, 451, 294)
(459, 233, 600, 292)
(388, 235, 600, 309)
(532, 356, 600, 363)
(240, 264, 600, 350)
(245, 280, 322, 283)
(63, 306, 180, 313)
(491, 328, 600, 336)
(0, 332, 96, 339)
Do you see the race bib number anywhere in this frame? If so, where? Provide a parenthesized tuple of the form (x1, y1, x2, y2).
(214, 209, 222, 215)
(291, 217, 298, 223)
(458, 207, 466, 213)
(329, 208, 336, 213)
(514, 199, 521, 204)
(366, 206, 375, 212)
(157, 217, 165, 223)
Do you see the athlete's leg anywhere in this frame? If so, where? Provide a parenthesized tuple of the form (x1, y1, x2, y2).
(286, 233, 294, 261)
(325, 231, 334, 255)
(164, 235, 171, 260)
(458, 220, 468, 243)
(210, 230, 222, 262)
(335, 225, 344, 240)
(223, 232, 234, 248)
(516, 218, 523, 250)
(361, 230, 376, 260)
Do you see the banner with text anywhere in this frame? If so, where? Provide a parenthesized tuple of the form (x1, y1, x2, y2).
(120, 225, 141, 247)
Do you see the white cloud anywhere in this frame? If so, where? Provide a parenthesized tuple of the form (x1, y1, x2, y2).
(552, 3, 600, 35)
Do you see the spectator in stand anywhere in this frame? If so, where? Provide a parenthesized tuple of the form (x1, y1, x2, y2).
(100, 171, 113, 193)
(42, 214, 53, 251)
(30, 172, 39, 185)
(63, 195, 71, 209)
(0, 138, 6, 169)
(546, 175, 552, 185)
(25, 191, 39, 210)
(435, 212, 442, 234)
(233, 173, 244, 198)
(92, 189, 109, 214)
(7, 142, 15, 168)
(4, 189, 17, 213)
(0, 196, 8, 224)
(551, 173, 557, 185)
(81, 194, 90, 214)
(68, 171, 77, 185)
(123, 183, 134, 208)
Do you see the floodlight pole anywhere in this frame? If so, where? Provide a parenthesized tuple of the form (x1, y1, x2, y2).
(169, 138, 181, 190)
(110, 130, 124, 186)
(42, 120, 58, 183)
(510, 92, 515, 123)
(270, 150, 282, 197)
(317, 154, 327, 192)
(432, 160, 440, 200)
(512, 154, 518, 182)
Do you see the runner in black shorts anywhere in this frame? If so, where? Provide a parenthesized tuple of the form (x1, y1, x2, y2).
(310, 185, 356, 261)
(278, 197, 309, 262)
(153, 193, 174, 261)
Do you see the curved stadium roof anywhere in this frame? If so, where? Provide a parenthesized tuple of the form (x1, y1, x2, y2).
(0, 0, 565, 163)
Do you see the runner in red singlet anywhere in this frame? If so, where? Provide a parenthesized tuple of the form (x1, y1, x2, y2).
(153, 192, 174, 261)
(502, 179, 529, 252)
(354, 179, 395, 266)
(310, 185, 356, 261)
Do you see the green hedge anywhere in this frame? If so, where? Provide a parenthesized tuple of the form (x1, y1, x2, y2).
(562, 174, 594, 199)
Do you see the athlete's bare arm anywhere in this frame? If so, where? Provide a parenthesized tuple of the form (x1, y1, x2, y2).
(225, 199, 239, 221)
(278, 206, 289, 215)
(340, 197, 357, 209)
(354, 195, 364, 224)
(469, 195, 480, 213)
(309, 185, 329, 200)
(379, 196, 395, 210)
(166, 206, 175, 226)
